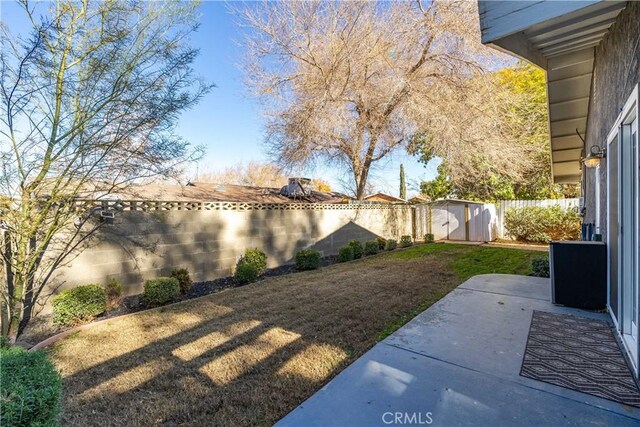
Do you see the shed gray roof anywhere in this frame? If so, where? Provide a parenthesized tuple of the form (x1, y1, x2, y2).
(430, 198, 485, 205)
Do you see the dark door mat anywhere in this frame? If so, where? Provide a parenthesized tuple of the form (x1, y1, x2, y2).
(520, 310, 640, 407)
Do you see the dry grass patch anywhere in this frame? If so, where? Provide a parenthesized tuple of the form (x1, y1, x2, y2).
(49, 244, 537, 426)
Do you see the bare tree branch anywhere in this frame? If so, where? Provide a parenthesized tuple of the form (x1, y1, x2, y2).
(236, 0, 508, 199)
(0, 0, 211, 341)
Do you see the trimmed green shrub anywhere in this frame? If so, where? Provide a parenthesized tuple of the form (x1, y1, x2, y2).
(399, 235, 413, 247)
(142, 277, 180, 306)
(105, 278, 123, 308)
(235, 261, 259, 284)
(348, 240, 364, 259)
(170, 267, 192, 294)
(505, 205, 581, 243)
(376, 236, 387, 250)
(243, 248, 267, 274)
(385, 239, 398, 251)
(0, 346, 62, 426)
(338, 245, 355, 262)
(364, 240, 379, 256)
(424, 233, 435, 243)
(295, 249, 322, 271)
(234, 248, 268, 284)
(52, 284, 107, 326)
(532, 257, 550, 278)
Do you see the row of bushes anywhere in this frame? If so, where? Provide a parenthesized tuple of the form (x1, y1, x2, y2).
(235, 247, 323, 283)
(336, 234, 424, 262)
(145, 235, 428, 303)
(505, 205, 581, 243)
(52, 267, 193, 327)
(53, 247, 270, 327)
(235, 233, 429, 280)
(51, 234, 435, 327)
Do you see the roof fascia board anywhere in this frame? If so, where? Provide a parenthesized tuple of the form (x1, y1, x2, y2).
(479, 0, 601, 44)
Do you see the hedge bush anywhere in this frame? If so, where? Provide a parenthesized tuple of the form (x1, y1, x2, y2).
(532, 257, 550, 278)
(364, 240, 379, 256)
(170, 268, 192, 294)
(52, 284, 107, 326)
(234, 248, 268, 284)
(399, 235, 413, 247)
(0, 346, 62, 426)
(235, 262, 259, 284)
(348, 240, 364, 259)
(385, 239, 398, 251)
(505, 205, 581, 243)
(424, 233, 435, 243)
(376, 236, 387, 250)
(142, 277, 180, 306)
(244, 248, 267, 273)
(295, 249, 322, 271)
(105, 278, 123, 308)
(338, 245, 355, 262)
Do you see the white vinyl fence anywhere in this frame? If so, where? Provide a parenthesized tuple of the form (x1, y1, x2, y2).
(496, 198, 580, 239)
(415, 198, 579, 242)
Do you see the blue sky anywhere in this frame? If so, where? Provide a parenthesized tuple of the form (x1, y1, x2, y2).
(1, 1, 438, 196)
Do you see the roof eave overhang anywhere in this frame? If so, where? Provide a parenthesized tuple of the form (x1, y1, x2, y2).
(478, 0, 627, 184)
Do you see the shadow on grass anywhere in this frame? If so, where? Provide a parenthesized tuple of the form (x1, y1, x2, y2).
(49, 243, 538, 426)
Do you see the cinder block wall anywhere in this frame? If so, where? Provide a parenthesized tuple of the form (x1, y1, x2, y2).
(54, 205, 413, 297)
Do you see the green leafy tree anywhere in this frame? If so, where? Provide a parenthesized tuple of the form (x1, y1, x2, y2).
(420, 164, 454, 200)
(0, 1, 210, 341)
(399, 164, 407, 200)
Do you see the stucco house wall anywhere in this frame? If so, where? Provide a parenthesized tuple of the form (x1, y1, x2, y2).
(477, 0, 640, 379)
(584, 2, 640, 240)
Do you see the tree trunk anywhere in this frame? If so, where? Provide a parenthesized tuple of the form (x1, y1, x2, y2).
(6, 273, 22, 343)
(355, 163, 371, 200)
(354, 133, 377, 200)
(1, 230, 12, 338)
(2, 229, 28, 343)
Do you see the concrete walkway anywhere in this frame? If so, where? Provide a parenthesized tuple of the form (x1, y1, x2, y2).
(277, 274, 640, 426)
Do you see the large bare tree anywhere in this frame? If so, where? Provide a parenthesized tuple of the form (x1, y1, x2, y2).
(0, 0, 210, 341)
(239, 0, 514, 199)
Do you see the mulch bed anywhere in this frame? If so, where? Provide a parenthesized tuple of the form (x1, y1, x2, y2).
(20, 255, 338, 347)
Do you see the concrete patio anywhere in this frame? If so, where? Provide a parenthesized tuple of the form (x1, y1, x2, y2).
(277, 274, 640, 426)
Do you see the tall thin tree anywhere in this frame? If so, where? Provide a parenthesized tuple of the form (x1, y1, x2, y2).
(399, 164, 407, 200)
(0, 0, 210, 341)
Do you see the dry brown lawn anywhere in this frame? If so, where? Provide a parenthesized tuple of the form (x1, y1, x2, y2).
(48, 244, 537, 426)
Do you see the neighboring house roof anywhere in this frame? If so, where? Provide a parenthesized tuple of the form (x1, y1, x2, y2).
(409, 195, 431, 204)
(477, 0, 627, 184)
(363, 193, 407, 203)
(111, 182, 349, 204)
